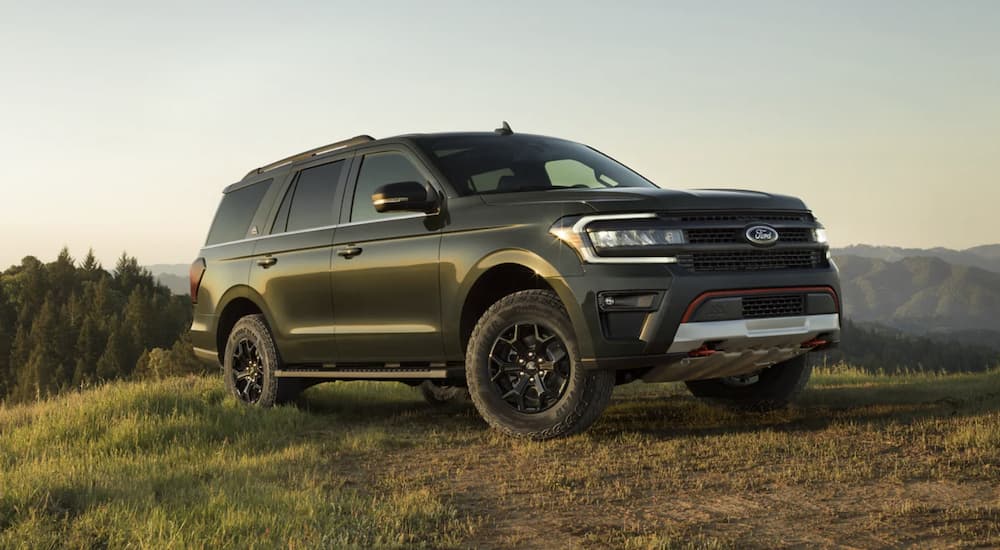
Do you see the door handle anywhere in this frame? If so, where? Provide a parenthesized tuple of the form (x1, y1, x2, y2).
(336, 246, 363, 259)
(256, 257, 277, 268)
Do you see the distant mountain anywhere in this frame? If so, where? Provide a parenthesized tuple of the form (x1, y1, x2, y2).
(833, 244, 1000, 273)
(155, 274, 189, 296)
(965, 244, 1000, 260)
(833, 254, 1000, 342)
(144, 264, 190, 296)
(145, 264, 190, 278)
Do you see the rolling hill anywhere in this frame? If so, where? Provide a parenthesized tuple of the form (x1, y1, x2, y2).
(833, 244, 1000, 274)
(145, 264, 190, 296)
(833, 254, 1000, 342)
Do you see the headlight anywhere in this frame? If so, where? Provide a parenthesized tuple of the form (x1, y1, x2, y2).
(813, 227, 828, 244)
(588, 228, 685, 249)
(549, 214, 682, 264)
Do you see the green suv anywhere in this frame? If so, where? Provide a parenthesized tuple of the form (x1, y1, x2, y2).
(189, 124, 841, 439)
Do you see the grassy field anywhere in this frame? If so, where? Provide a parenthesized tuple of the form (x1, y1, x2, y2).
(1, 366, 998, 549)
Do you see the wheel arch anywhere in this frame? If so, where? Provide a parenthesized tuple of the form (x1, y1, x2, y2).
(214, 286, 275, 363)
(453, 249, 585, 357)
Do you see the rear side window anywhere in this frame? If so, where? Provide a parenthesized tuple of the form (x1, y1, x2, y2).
(274, 161, 345, 233)
(205, 179, 272, 245)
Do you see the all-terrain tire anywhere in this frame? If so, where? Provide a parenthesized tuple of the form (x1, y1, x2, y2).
(419, 381, 470, 405)
(223, 314, 301, 407)
(466, 289, 615, 440)
(684, 354, 812, 411)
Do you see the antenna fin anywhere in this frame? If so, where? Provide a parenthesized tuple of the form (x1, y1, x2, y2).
(494, 121, 513, 135)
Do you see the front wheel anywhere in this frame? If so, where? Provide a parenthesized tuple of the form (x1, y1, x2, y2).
(223, 314, 301, 407)
(466, 290, 615, 440)
(685, 354, 812, 411)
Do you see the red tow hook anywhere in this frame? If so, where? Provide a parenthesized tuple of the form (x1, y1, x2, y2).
(688, 345, 716, 357)
(801, 338, 828, 349)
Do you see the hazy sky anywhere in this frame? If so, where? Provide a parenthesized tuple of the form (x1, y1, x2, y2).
(1, 0, 998, 268)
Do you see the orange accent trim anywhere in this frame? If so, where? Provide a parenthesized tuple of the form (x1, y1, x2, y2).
(680, 286, 839, 323)
(688, 345, 717, 357)
(801, 338, 829, 348)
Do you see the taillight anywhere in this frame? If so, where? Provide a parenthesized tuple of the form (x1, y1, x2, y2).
(190, 258, 206, 304)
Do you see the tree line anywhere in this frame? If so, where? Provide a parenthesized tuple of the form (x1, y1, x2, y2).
(812, 319, 1000, 374)
(0, 248, 205, 404)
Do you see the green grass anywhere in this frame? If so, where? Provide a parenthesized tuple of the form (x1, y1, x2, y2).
(1, 366, 998, 549)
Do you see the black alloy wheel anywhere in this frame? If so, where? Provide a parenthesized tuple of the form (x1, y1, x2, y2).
(230, 337, 265, 404)
(488, 322, 570, 413)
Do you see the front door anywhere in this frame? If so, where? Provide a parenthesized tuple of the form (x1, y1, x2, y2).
(250, 157, 349, 364)
(330, 149, 444, 363)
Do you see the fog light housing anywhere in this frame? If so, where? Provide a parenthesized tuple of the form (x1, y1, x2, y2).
(597, 291, 663, 311)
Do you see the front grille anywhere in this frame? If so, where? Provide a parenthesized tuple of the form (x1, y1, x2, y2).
(677, 212, 813, 223)
(686, 227, 813, 245)
(677, 249, 824, 272)
(742, 294, 805, 318)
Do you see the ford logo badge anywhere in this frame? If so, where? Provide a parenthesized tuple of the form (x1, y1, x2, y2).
(745, 225, 780, 247)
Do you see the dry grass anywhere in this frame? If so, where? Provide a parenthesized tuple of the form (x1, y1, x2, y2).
(1, 365, 998, 549)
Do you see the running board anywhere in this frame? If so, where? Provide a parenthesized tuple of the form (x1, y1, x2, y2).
(274, 365, 452, 380)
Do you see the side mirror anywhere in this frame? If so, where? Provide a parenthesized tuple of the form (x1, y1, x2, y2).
(372, 181, 438, 213)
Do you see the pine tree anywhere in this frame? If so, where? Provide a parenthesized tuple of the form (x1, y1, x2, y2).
(113, 253, 150, 296)
(123, 287, 153, 355)
(96, 322, 129, 381)
(14, 298, 68, 400)
(72, 313, 105, 387)
(80, 248, 102, 281)
(48, 247, 77, 303)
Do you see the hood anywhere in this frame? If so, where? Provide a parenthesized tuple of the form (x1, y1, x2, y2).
(479, 187, 808, 213)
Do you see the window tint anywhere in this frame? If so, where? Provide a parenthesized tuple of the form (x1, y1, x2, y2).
(205, 179, 272, 245)
(351, 152, 425, 223)
(284, 161, 345, 232)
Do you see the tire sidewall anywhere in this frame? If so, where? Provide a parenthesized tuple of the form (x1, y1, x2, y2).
(223, 315, 281, 407)
(467, 292, 594, 436)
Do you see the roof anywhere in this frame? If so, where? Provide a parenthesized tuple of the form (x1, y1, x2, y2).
(233, 128, 567, 188)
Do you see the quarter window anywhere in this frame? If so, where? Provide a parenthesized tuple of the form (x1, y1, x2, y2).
(205, 179, 272, 245)
(351, 152, 426, 223)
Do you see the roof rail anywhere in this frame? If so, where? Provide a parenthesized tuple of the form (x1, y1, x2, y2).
(245, 135, 375, 178)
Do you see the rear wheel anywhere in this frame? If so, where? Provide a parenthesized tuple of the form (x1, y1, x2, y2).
(466, 289, 615, 440)
(684, 354, 812, 411)
(223, 314, 301, 406)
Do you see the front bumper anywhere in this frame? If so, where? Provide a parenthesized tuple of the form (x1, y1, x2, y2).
(558, 262, 842, 378)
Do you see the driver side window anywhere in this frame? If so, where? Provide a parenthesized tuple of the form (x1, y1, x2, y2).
(351, 152, 426, 223)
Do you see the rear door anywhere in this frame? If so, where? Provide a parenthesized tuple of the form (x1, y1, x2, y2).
(249, 156, 351, 364)
(330, 147, 445, 363)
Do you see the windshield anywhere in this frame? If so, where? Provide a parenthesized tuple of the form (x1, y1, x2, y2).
(414, 135, 658, 196)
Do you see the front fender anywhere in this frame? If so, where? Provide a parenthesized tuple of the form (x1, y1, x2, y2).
(444, 247, 592, 358)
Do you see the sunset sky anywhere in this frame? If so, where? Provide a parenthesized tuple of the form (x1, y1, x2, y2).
(1, 0, 998, 267)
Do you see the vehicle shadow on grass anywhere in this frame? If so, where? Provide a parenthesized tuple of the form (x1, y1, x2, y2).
(590, 378, 1000, 441)
(293, 383, 484, 431)
(283, 377, 999, 441)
